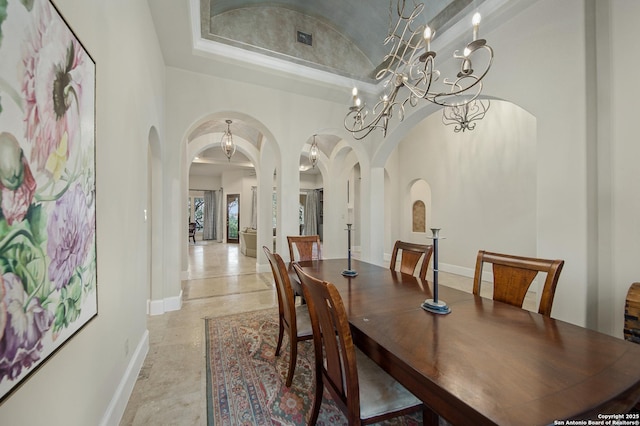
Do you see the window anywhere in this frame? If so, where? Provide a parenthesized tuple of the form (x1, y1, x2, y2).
(188, 195, 205, 231)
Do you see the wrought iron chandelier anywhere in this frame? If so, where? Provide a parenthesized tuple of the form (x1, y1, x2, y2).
(345, 0, 494, 140)
(309, 134, 319, 168)
(221, 119, 236, 160)
(442, 99, 490, 132)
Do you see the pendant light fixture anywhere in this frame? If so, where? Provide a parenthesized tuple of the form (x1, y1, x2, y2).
(221, 119, 236, 161)
(309, 134, 319, 168)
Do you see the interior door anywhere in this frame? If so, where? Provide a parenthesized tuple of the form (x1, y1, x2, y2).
(226, 194, 239, 243)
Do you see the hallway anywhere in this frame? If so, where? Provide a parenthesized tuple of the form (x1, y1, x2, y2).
(120, 242, 277, 425)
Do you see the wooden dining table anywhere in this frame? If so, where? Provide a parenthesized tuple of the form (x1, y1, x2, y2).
(293, 258, 640, 426)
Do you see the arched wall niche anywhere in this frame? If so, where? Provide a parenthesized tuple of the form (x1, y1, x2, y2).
(410, 179, 430, 235)
(412, 201, 426, 233)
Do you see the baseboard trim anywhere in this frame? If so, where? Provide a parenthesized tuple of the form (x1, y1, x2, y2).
(147, 290, 183, 316)
(164, 290, 183, 312)
(257, 263, 271, 274)
(439, 262, 476, 279)
(99, 330, 149, 426)
(148, 299, 164, 316)
(382, 256, 479, 280)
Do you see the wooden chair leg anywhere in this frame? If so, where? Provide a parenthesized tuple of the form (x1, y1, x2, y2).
(422, 405, 439, 426)
(275, 322, 284, 356)
(285, 342, 297, 387)
(308, 376, 323, 426)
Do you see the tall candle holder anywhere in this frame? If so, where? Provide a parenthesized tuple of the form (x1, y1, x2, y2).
(421, 228, 451, 314)
(342, 224, 358, 277)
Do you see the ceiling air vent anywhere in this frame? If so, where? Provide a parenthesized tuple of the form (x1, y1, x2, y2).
(296, 30, 312, 46)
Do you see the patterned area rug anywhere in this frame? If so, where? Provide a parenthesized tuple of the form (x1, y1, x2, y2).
(205, 308, 423, 425)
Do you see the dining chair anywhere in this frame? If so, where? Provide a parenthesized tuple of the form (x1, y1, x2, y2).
(263, 246, 313, 387)
(287, 235, 322, 262)
(293, 263, 435, 426)
(624, 282, 640, 344)
(624, 282, 640, 411)
(473, 250, 565, 316)
(389, 240, 433, 279)
(188, 222, 196, 244)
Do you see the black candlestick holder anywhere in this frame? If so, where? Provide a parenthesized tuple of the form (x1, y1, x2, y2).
(421, 228, 451, 314)
(342, 224, 358, 277)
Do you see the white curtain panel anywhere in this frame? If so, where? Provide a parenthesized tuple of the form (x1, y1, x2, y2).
(304, 190, 318, 235)
(251, 186, 258, 229)
(203, 190, 215, 240)
(215, 189, 223, 242)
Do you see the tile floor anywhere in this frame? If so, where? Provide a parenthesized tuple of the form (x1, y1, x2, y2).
(120, 242, 277, 425)
(120, 241, 535, 425)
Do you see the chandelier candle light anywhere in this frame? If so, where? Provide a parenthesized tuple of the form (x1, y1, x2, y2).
(421, 228, 451, 314)
(345, 1, 493, 140)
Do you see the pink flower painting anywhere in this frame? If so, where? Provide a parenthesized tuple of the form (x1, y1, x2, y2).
(0, 0, 96, 402)
(21, 0, 90, 178)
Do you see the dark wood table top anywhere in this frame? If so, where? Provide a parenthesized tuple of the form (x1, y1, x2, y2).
(294, 258, 640, 425)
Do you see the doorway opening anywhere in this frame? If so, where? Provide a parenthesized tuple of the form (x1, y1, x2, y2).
(227, 194, 240, 243)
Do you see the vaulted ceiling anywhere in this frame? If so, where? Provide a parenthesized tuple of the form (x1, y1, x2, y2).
(201, 0, 477, 81)
(148, 0, 492, 178)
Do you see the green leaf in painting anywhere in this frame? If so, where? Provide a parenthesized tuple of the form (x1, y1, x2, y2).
(82, 252, 97, 294)
(0, 220, 47, 296)
(68, 272, 83, 303)
(53, 272, 83, 333)
(13, 239, 46, 296)
(53, 302, 66, 333)
(19, 0, 33, 12)
(0, 215, 9, 243)
(0, 0, 7, 47)
(26, 203, 46, 244)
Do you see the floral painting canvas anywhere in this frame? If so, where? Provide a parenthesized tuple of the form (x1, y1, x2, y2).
(0, 0, 96, 402)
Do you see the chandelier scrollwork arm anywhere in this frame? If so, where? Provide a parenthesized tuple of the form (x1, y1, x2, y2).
(345, 0, 494, 139)
(442, 99, 490, 132)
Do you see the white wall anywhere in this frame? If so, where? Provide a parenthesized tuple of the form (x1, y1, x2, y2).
(300, 173, 322, 190)
(189, 174, 222, 191)
(384, 151, 401, 256)
(240, 171, 258, 231)
(483, 0, 589, 326)
(0, 0, 166, 425)
(392, 101, 537, 274)
(605, 0, 640, 336)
